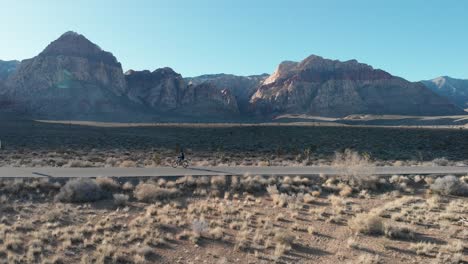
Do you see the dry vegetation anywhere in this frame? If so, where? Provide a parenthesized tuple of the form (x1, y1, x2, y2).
(0, 156, 467, 263)
(0, 120, 467, 168)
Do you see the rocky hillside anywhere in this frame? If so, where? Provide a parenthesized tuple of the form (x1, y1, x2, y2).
(250, 55, 463, 117)
(125, 68, 186, 110)
(0, 60, 19, 82)
(185, 73, 267, 113)
(422, 76, 468, 110)
(2, 32, 240, 121)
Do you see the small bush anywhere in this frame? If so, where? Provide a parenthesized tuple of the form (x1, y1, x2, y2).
(383, 223, 415, 240)
(410, 242, 436, 256)
(348, 213, 383, 235)
(96, 177, 120, 192)
(134, 183, 180, 202)
(55, 178, 104, 203)
(274, 231, 295, 246)
(119, 160, 136, 168)
(430, 175, 468, 196)
(432, 158, 449, 166)
(113, 194, 129, 207)
(355, 254, 381, 264)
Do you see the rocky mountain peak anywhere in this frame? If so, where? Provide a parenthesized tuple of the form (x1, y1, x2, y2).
(251, 54, 463, 117)
(40, 31, 120, 66)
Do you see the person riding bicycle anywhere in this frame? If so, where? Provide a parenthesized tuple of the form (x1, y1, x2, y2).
(177, 148, 185, 163)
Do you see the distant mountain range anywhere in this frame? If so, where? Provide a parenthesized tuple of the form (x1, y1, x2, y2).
(0, 31, 465, 122)
(422, 76, 468, 110)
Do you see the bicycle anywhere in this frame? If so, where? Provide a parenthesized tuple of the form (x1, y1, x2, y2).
(171, 159, 189, 168)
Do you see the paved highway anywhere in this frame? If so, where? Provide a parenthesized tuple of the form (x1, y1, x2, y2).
(0, 166, 467, 178)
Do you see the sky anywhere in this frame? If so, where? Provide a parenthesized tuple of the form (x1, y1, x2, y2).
(0, 0, 467, 81)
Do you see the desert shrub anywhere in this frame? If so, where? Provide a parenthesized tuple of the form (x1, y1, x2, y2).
(55, 178, 104, 203)
(430, 175, 468, 196)
(434, 252, 463, 264)
(113, 194, 129, 207)
(119, 160, 137, 168)
(96, 177, 120, 192)
(432, 157, 449, 166)
(332, 150, 377, 190)
(210, 175, 227, 189)
(383, 223, 415, 240)
(274, 231, 295, 246)
(209, 227, 224, 240)
(122, 182, 134, 191)
(65, 160, 94, 168)
(409, 242, 436, 256)
(134, 183, 180, 202)
(355, 254, 381, 264)
(348, 213, 383, 235)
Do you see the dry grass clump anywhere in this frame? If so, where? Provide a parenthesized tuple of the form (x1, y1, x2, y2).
(409, 241, 436, 256)
(95, 177, 120, 192)
(119, 160, 137, 168)
(432, 157, 449, 166)
(134, 182, 180, 202)
(348, 212, 383, 235)
(113, 194, 129, 207)
(430, 175, 468, 196)
(332, 149, 379, 191)
(354, 254, 381, 264)
(433, 252, 463, 264)
(55, 178, 104, 203)
(383, 223, 415, 240)
(64, 160, 94, 168)
(347, 237, 359, 249)
(273, 230, 295, 259)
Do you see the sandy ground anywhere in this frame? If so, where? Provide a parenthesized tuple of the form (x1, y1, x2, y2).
(0, 174, 466, 264)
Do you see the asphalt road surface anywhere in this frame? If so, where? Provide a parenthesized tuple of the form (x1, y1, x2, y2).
(0, 166, 467, 178)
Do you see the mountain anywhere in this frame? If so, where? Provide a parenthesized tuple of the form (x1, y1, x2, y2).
(1, 32, 465, 122)
(2, 31, 143, 120)
(126, 68, 186, 110)
(2, 32, 240, 121)
(126, 69, 240, 118)
(0, 60, 19, 82)
(185, 73, 268, 113)
(422, 76, 468, 110)
(250, 55, 463, 117)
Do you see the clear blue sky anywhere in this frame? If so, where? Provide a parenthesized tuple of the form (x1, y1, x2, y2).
(1, 0, 467, 81)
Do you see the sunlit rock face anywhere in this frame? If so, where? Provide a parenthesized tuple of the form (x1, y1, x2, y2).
(3, 31, 138, 120)
(250, 55, 463, 117)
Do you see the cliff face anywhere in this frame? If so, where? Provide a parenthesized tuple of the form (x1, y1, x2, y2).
(127, 70, 240, 118)
(250, 55, 463, 117)
(180, 83, 239, 116)
(125, 68, 186, 110)
(186, 73, 267, 114)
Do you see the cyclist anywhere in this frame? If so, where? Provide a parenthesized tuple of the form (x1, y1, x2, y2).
(177, 148, 185, 163)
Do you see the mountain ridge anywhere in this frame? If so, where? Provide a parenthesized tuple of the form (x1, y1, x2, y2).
(0, 31, 465, 121)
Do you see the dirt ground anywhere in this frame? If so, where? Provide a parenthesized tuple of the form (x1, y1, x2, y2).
(0, 174, 466, 264)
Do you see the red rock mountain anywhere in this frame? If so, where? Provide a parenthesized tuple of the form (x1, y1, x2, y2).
(251, 55, 463, 117)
